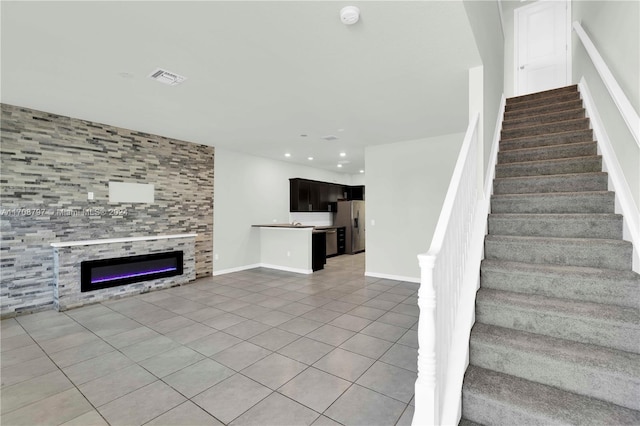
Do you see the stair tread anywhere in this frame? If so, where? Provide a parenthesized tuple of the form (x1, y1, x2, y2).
(471, 323, 640, 377)
(485, 234, 629, 244)
(491, 190, 613, 199)
(507, 85, 578, 102)
(499, 140, 596, 155)
(504, 99, 583, 117)
(495, 154, 601, 168)
(480, 259, 640, 309)
(489, 213, 621, 219)
(494, 171, 607, 182)
(505, 93, 583, 113)
(500, 128, 593, 145)
(463, 366, 640, 425)
(502, 107, 585, 127)
(476, 288, 639, 328)
(459, 419, 482, 426)
(501, 117, 589, 134)
(481, 259, 639, 279)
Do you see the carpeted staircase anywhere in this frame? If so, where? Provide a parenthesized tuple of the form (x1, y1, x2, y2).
(460, 85, 640, 425)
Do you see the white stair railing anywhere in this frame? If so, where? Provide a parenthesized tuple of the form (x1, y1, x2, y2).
(413, 113, 481, 425)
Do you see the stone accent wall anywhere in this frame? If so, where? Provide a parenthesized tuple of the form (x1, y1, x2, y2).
(1, 104, 214, 317)
(54, 237, 196, 311)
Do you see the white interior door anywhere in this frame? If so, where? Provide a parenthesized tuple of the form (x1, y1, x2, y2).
(515, 0, 569, 96)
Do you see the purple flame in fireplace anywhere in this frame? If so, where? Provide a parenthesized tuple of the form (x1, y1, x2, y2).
(91, 267, 178, 284)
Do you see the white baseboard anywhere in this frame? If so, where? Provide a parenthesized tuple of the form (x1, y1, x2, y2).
(259, 264, 313, 275)
(364, 271, 420, 284)
(579, 78, 640, 273)
(214, 263, 313, 276)
(212, 263, 261, 276)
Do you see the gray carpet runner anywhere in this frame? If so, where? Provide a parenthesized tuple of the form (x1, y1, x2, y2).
(460, 85, 640, 425)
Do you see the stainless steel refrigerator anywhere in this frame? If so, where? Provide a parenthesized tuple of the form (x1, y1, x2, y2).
(335, 200, 365, 254)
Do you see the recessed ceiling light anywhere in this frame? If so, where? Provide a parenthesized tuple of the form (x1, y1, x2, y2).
(284, 153, 291, 157)
(300, 134, 308, 137)
(308, 157, 314, 161)
(360, 170, 365, 173)
(337, 164, 343, 168)
(339, 152, 346, 157)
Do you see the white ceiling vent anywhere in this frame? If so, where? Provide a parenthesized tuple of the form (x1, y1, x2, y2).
(148, 68, 187, 86)
(322, 135, 339, 141)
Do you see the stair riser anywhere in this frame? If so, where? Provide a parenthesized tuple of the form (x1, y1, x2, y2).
(480, 267, 639, 308)
(506, 92, 581, 111)
(501, 119, 590, 140)
(469, 339, 640, 410)
(493, 174, 608, 195)
(463, 366, 640, 426)
(507, 85, 578, 105)
(502, 109, 585, 130)
(491, 193, 616, 214)
(504, 99, 584, 120)
(495, 157, 602, 178)
(485, 238, 632, 270)
(475, 301, 639, 353)
(501, 129, 593, 151)
(498, 142, 597, 164)
(487, 215, 622, 239)
(462, 390, 558, 426)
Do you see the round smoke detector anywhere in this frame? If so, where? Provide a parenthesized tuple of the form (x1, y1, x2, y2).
(340, 6, 360, 25)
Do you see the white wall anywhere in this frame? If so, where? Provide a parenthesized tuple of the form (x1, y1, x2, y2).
(259, 228, 313, 274)
(213, 148, 351, 274)
(365, 132, 465, 281)
(463, 0, 505, 175)
(350, 173, 366, 186)
(572, 0, 640, 208)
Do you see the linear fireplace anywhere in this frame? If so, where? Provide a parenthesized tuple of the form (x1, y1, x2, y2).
(81, 251, 184, 292)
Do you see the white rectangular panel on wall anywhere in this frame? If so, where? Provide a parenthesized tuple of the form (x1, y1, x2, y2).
(109, 182, 155, 203)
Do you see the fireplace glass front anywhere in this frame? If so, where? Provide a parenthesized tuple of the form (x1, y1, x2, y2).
(81, 251, 183, 292)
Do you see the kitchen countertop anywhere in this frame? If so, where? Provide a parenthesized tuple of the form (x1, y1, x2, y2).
(252, 224, 315, 229)
(251, 224, 333, 234)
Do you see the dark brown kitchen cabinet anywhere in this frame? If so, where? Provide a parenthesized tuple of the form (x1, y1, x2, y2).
(290, 178, 364, 212)
(337, 227, 346, 255)
(347, 185, 365, 201)
(290, 179, 311, 211)
(312, 232, 326, 271)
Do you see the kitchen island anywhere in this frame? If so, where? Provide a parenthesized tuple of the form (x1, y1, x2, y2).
(251, 224, 327, 273)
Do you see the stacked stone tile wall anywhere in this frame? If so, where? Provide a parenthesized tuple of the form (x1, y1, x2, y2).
(1, 104, 214, 317)
(54, 237, 196, 311)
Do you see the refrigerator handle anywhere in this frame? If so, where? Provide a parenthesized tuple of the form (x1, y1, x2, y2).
(354, 217, 358, 229)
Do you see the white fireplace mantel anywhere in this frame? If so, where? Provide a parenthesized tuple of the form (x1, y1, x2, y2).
(51, 233, 197, 248)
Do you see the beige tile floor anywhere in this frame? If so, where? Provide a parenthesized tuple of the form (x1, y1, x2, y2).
(1, 254, 418, 426)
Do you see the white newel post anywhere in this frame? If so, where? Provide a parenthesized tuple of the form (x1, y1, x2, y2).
(414, 253, 438, 426)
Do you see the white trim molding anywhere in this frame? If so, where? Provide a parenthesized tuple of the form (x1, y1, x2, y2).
(258, 264, 312, 275)
(212, 263, 261, 276)
(364, 272, 420, 284)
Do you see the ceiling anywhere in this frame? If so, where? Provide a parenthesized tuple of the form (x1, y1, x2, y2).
(1, 1, 481, 175)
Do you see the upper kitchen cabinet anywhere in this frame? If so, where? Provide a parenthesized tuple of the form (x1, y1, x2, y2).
(347, 185, 365, 201)
(289, 178, 364, 212)
(290, 178, 311, 212)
